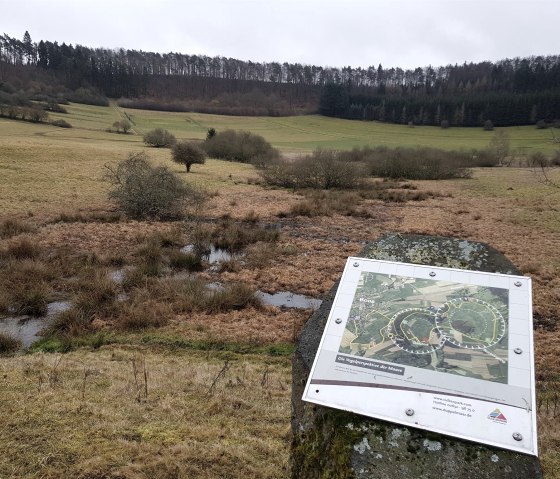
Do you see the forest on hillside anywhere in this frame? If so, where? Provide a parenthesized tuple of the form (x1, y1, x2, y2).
(1, 31, 560, 124)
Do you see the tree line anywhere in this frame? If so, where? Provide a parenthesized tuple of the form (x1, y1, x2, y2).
(321, 84, 560, 127)
(1, 31, 560, 124)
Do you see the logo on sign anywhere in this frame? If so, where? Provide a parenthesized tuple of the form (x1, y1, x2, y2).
(488, 408, 507, 424)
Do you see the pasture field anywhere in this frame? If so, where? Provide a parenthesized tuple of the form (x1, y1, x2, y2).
(0, 104, 559, 478)
(123, 106, 558, 154)
(54, 102, 559, 154)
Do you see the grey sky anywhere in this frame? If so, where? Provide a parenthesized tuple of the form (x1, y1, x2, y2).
(3, 0, 559, 69)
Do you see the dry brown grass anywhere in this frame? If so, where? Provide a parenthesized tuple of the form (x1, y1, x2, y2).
(0, 348, 291, 479)
(0, 218, 37, 239)
(0, 332, 21, 354)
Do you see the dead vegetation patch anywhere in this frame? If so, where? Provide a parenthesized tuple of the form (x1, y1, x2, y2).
(0, 349, 291, 479)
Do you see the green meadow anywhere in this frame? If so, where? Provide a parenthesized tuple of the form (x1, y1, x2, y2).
(58, 103, 559, 154)
(1, 101, 555, 215)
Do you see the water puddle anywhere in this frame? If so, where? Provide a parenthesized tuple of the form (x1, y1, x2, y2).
(257, 291, 322, 310)
(0, 301, 71, 348)
(207, 282, 225, 292)
(0, 317, 49, 348)
(47, 301, 72, 316)
(180, 245, 238, 264)
(111, 269, 126, 283)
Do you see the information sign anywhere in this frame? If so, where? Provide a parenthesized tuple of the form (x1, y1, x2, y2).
(303, 258, 537, 455)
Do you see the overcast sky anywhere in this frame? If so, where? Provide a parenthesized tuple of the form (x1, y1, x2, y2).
(3, 0, 559, 69)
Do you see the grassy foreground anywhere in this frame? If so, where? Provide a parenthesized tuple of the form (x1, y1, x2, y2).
(0, 348, 291, 478)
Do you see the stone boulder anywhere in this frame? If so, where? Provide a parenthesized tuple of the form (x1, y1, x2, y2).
(291, 234, 542, 479)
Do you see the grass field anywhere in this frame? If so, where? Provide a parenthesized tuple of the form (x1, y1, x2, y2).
(1, 104, 559, 478)
(122, 106, 558, 154)
(0, 349, 291, 478)
(50, 102, 560, 154)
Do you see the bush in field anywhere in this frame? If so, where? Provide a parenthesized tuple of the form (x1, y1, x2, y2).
(44, 101, 67, 113)
(26, 107, 49, 123)
(367, 147, 472, 179)
(51, 119, 72, 128)
(488, 130, 511, 165)
(528, 152, 550, 168)
(483, 120, 494, 131)
(260, 149, 366, 189)
(104, 152, 206, 219)
(143, 128, 176, 148)
(112, 119, 131, 134)
(551, 150, 560, 166)
(469, 149, 499, 167)
(172, 141, 207, 172)
(204, 129, 279, 166)
(340, 146, 474, 179)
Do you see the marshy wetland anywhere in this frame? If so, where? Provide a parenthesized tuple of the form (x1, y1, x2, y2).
(1, 104, 559, 478)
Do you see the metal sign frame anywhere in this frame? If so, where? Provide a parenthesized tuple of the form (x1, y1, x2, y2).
(303, 258, 537, 455)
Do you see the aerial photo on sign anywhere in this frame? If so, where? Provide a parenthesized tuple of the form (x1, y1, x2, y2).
(340, 272, 509, 384)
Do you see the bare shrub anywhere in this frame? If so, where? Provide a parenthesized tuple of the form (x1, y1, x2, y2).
(51, 119, 72, 128)
(488, 130, 511, 166)
(469, 149, 500, 167)
(105, 152, 207, 219)
(143, 128, 176, 148)
(261, 149, 366, 189)
(111, 119, 131, 134)
(28, 107, 48, 123)
(366, 147, 472, 180)
(528, 152, 551, 168)
(204, 129, 279, 166)
(172, 141, 207, 172)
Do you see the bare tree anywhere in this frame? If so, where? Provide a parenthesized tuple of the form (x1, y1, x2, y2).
(489, 130, 511, 166)
(172, 141, 206, 172)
